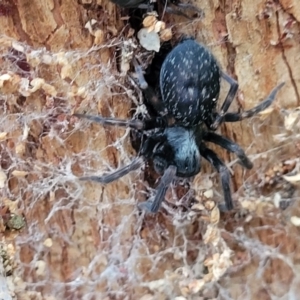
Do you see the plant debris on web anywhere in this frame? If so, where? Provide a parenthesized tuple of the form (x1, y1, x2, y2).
(138, 12, 172, 52)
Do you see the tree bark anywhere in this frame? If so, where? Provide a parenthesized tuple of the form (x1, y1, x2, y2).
(0, 0, 299, 299)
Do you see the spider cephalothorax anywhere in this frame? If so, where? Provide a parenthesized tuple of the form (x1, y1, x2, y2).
(75, 39, 284, 213)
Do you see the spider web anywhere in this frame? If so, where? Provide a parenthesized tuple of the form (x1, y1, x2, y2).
(0, 33, 299, 300)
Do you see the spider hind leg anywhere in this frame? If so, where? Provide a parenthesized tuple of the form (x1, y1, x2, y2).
(209, 72, 239, 130)
(223, 82, 285, 123)
(203, 131, 253, 169)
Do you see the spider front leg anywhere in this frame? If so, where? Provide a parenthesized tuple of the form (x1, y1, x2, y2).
(200, 143, 233, 210)
(138, 133, 177, 213)
(203, 131, 253, 169)
(138, 165, 177, 213)
(132, 57, 148, 90)
(78, 125, 167, 187)
(80, 157, 145, 184)
(74, 113, 168, 131)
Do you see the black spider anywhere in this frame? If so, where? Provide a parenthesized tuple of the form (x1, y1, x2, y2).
(75, 39, 284, 213)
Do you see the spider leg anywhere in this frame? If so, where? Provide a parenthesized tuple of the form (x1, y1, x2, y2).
(209, 72, 239, 130)
(223, 82, 285, 122)
(173, 2, 204, 18)
(203, 131, 253, 169)
(165, 5, 202, 20)
(200, 144, 233, 210)
(132, 57, 148, 90)
(80, 157, 145, 184)
(138, 165, 177, 213)
(132, 58, 167, 115)
(79, 122, 167, 186)
(137, 3, 154, 10)
(74, 113, 168, 130)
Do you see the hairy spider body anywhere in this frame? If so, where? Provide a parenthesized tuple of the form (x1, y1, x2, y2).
(75, 39, 284, 213)
(160, 39, 220, 126)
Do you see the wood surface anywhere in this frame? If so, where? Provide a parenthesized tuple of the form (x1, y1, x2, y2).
(0, 0, 299, 299)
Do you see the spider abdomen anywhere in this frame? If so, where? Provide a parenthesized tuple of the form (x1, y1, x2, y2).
(160, 39, 221, 126)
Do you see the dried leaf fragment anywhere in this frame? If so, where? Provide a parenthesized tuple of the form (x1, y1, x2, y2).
(12, 41, 25, 53)
(0, 170, 7, 188)
(187, 279, 205, 294)
(210, 205, 220, 224)
(203, 189, 213, 199)
(173, 248, 182, 260)
(94, 29, 105, 45)
(55, 52, 68, 65)
(258, 106, 274, 116)
(107, 25, 118, 36)
(11, 170, 29, 177)
(160, 28, 172, 42)
(0, 73, 21, 95)
(204, 248, 232, 282)
(0, 36, 12, 48)
(61, 64, 72, 79)
(0, 74, 12, 87)
(18, 77, 30, 96)
(204, 253, 220, 268)
(191, 202, 205, 211)
(203, 224, 220, 246)
(43, 238, 53, 248)
(140, 295, 155, 300)
(35, 260, 47, 276)
(212, 248, 232, 280)
(3, 198, 18, 213)
(273, 192, 281, 208)
(30, 78, 45, 92)
(143, 15, 157, 28)
(284, 110, 300, 131)
(290, 216, 300, 226)
(77, 87, 87, 98)
(120, 39, 136, 74)
(205, 199, 216, 210)
(154, 21, 165, 33)
(84, 19, 98, 35)
(143, 279, 166, 291)
(179, 284, 190, 297)
(241, 199, 259, 211)
(43, 83, 57, 96)
(147, 24, 156, 33)
(41, 54, 53, 65)
(15, 142, 26, 157)
(0, 132, 8, 141)
(138, 28, 160, 52)
(29, 78, 57, 96)
(22, 123, 30, 141)
(283, 173, 300, 183)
